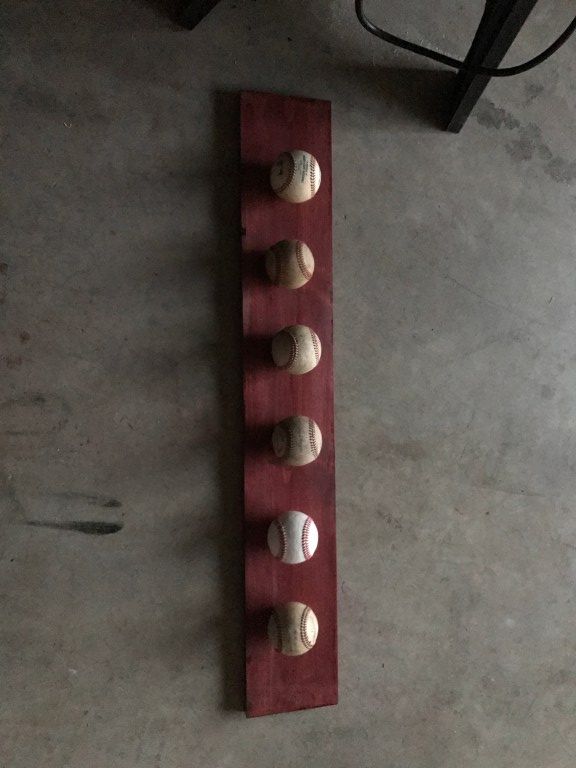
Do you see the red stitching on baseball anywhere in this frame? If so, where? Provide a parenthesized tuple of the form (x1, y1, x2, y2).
(274, 153, 296, 194)
(275, 518, 287, 562)
(296, 241, 312, 280)
(310, 157, 316, 197)
(309, 328, 320, 364)
(276, 330, 298, 370)
(308, 418, 319, 459)
(302, 516, 312, 560)
(300, 606, 313, 649)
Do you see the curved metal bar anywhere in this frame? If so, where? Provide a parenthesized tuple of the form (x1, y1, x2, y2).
(355, 0, 576, 77)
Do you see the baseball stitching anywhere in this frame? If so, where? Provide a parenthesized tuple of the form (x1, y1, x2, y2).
(308, 418, 319, 459)
(309, 328, 320, 364)
(302, 516, 312, 560)
(300, 606, 313, 649)
(296, 241, 312, 280)
(277, 329, 298, 370)
(275, 153, 296, 194)
(274, 518, 287, 562)
(310, 157, 316, 197)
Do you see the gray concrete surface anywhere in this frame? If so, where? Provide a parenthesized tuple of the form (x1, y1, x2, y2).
(3, 1, 576, 766)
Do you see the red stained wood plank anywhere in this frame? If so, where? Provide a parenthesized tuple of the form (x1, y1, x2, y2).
(240, 91, 337, 717)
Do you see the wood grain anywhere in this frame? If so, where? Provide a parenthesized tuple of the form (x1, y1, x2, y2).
(240, 91, 337, 717)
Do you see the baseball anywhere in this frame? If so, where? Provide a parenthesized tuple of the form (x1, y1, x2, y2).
(272, 416, 322, 466)
(268, 602, 319, 656)
(265, 239, 314, 289)
(267, 511, 319, 564)
(270, 150, 321, 203)
(271, 325, 322, 375)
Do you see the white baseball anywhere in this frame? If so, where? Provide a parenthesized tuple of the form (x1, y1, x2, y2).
(270, 150, 321, 203)
(267, 511, 319, 564)
(268, 602, 319, 656)
(271, 325, 322, 375)
(265, 239, 314, 289)
(272, 415, 322, 466)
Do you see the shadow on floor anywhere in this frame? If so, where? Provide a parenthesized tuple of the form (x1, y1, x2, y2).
(210, 91, 245, 712)
(135, 0, 220, 28)
(334, 64, 457, 130)
(127, 3, 458, 130)
(133, 0, 185, 25)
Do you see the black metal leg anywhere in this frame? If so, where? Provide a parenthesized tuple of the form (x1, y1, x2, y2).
(446, 0, 539, 132)
(180, 0, 223, 29)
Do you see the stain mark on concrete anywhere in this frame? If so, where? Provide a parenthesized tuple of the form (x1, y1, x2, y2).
(506, 123, 541, 162)
(506, 122, 551, 166)
(2, 355, 23, 369)
(0, 392, 69, 435)
(541, 384, 554, 400)
(26, 520, 123, 535)
(389, 440, 426, 461)
(476, 100, 520, 130)
(370, 434, 427, 463)
(476, 98, 576, 184)
(377, 510, 403, 530)
(547, 157, 576, 184)
(19, 331, 30, 343)
(524, 82, 544, 105)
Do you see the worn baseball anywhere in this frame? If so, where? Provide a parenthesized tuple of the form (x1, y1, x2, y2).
(268, 602, 319, 656)
(272, 416, 322, 466)
(265, 239, 314, 289)
(271, 325, 322, 375)
(267, 511, 319, 564)
(270, 150, 321, 203)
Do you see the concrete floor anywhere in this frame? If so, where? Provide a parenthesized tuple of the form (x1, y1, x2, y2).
(3, 0, 576, 765)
